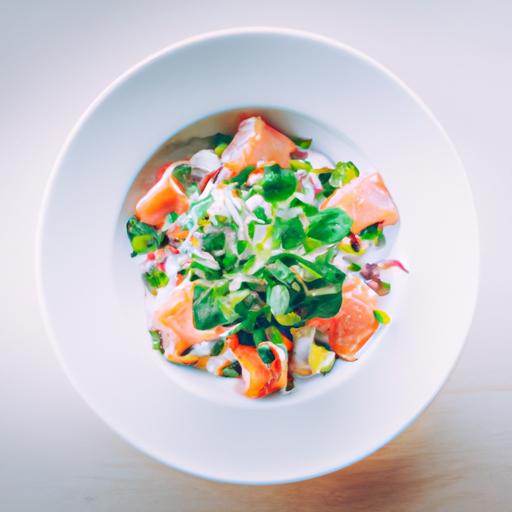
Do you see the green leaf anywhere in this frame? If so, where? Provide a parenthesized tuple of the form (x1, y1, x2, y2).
(307, 208, 353, 244)
(275, 312, 302, 326)
(253, 328, 267, 345)
(348, 262, 362, 272)
(126, 216, 164, 256)
(210, 339, 225, 356)
(166, 212, 179, 224)
(274, 217, 305, 250)
(261, 164, 297, 203)
(143, 268, 169, 289)
(202, 231, 226, 252)
(193, 284, 228, 330)
(242, 255, 256, 273)
(253, 206, 271, 223)
(330, 161, 360, 187)
(222, 361, 242, 378)
(291, 136, 312, 149)
(236, 240, 249, 255)
(265, 260, 296, 285)
(289, 159, 313, 172)
(257, 345, 276, 364)
(213, 133, 233, 146)
(374, 309, 391, 324)
(226, 165, 255, 186)
(267, 326, 284, 346)
(290, 197, 319, 217)
(268, 284, 290, 316)
(214, 142, 228, 156)
(149, 330, 163, 353)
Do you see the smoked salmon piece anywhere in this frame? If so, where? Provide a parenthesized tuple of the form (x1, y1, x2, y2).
(135, 163, 189, 227)
(228, 337, 287, 398)
(222, 116, 296, 177)
(322, 173, 399, 234)
(153, 282, 225, 356)
(309, 276, 378, 361)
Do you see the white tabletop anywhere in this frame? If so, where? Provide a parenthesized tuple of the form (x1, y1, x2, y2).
(2, 1, 511, 510)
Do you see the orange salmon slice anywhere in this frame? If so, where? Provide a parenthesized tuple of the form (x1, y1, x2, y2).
(222, 116, 296, 177)
(309, 275, 379, 361)
(153, 282, 225, 356)
(135, 163, 189, 227)
(229, 337, 287, 398)
(322, 173, 399, 234)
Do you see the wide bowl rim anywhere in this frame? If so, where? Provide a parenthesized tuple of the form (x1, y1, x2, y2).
(35, 26, 479, 485)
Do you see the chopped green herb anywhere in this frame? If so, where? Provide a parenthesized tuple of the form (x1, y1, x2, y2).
(261, 164, 297, 203)
(226, 165, 255, 186)
(330, 161, 360, 187)
(291, 136, 312, 150)
(374, 309, 391, 324)
(348, 262, 362, 272)
(307, 208, 353, 244)
(149, 330, 163, 353)
(274, 216, 305, 250)
(222, 361, 242, 378)
(210, 339, 225, 356)
(214, 142, 228, 156)
(202, 231, 226, 252)
(126, 216, 164, 256)
(253, 206, 271, 223)
(268, 284, 290, 316)
(143, 268, 169, 289)
(257, 345, 276, 364)
(193, 284, 228, 330)
(236, 240, 249, 255)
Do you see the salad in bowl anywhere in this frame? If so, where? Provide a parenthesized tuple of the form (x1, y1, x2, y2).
(126, 115, 406, 399)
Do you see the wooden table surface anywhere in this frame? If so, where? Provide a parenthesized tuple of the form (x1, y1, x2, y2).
(1, 1, 511, 510)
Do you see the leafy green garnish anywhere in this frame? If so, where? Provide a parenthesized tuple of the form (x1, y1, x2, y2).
(126, 216, 165, 256)
(236, 240, 249, 255)
(292, 136, 312, 150)
(374, 309, 391, 324)
(268, 284, 290, 316)
(275, 312, 302, 326)
(214, 142, 228, 156)
(261, 164, 297, 203)
(226, 166, 255, 186)
(290, 197, 319, 217)
(348, 262, 362, 272)
(143, 268, 169, 290)
(202, 231, 226, 252)
(329, 161, 360, 187)
(222, 361, 242, 378)
(149, 330, 163, 353)
(274, 216, 305, 250)
(193, 284, 228, 330)
(210, 339, 225, 356)
(257, 345, 276, 364)
(253, 206, 271, 223)
(289, 159, 313, 172)
(166, 212, 179, 224)
(307, 208, 353, 244)
(359, 223, 385, 246)
(213, 133, 233, 146)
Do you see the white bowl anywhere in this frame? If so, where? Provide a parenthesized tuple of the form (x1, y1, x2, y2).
(37, 28, 478, 484)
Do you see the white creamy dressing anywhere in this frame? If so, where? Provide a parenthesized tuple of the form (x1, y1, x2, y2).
(206, 348, 236, 374)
